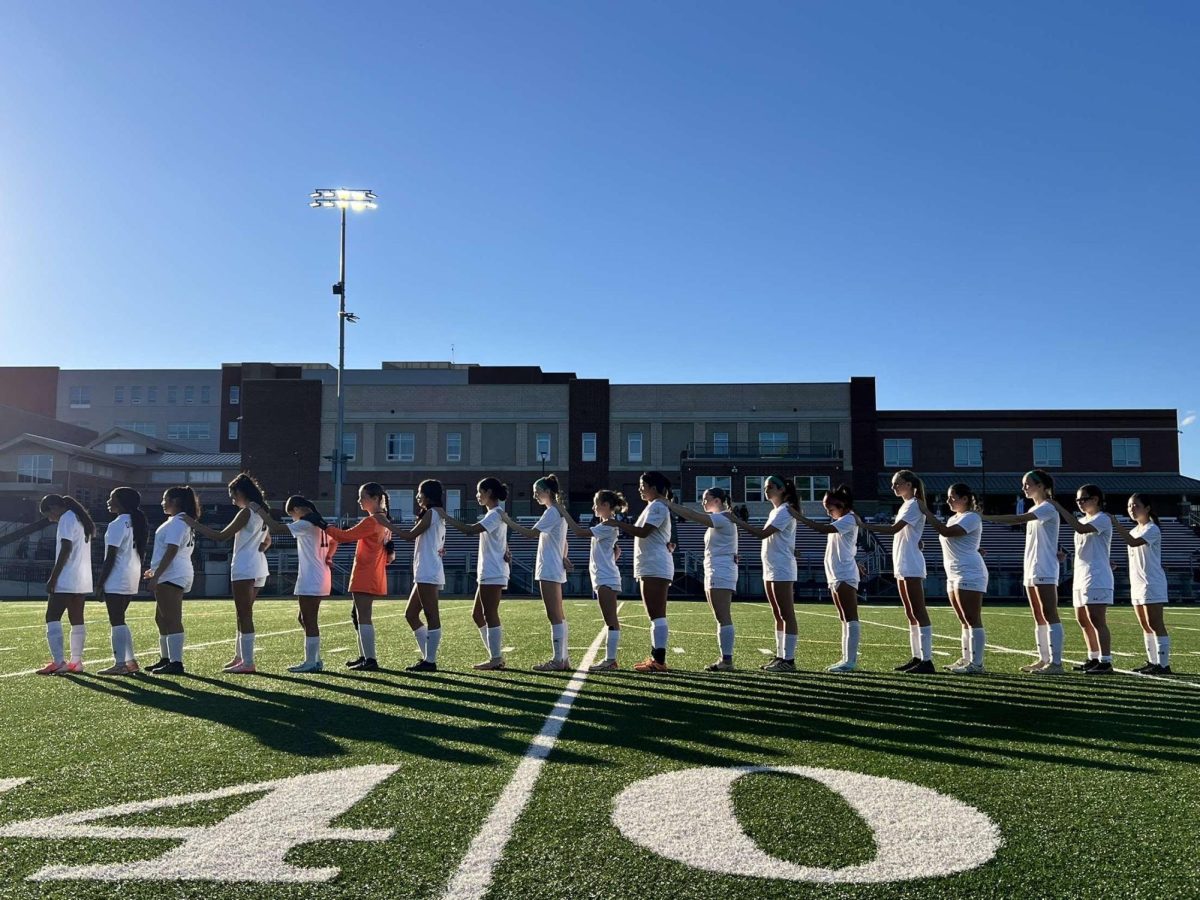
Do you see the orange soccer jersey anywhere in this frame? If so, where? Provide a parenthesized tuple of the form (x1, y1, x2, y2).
(326, 517, 392, 596)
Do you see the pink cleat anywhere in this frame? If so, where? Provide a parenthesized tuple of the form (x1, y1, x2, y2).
(64, 661, 85, 674)
(224, 662, 257, 674)
(35, 661, 68, 676)
(222, 657, 243, 671)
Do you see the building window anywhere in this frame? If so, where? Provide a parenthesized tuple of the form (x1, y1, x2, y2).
(446, 432, 462, 463)
(792, 475, 832, 501)
(167, 422, 211, 441)
(68, 386, 90, 408)
(342, 432, 356, 462)
(98, 465, 114, 478)
(167, 386, 178, 405)
(954, 438, 982, 468)
(74, 460, 95, 474)
(696, 475, 732, 501)
(387, 489, 415, 522)
(386, 432, 415, 462)
(147, 386, 157, 404)
(745, 476, 764, 502)
(130, 386, 142, 405)
(582, 432, 597, 462)
(758, 432, 788, 456)
(188, 471, 224, 483)
(446, 488, 462, 517)
(229, 385, 240, 405)
(1112, 438, 1141, 468)
(184, 386, 195, 405)
(17, 454, 54, 483)
(228, 421, 239, 441)
(628, 432, 643, 463)
(150, 471, 178, 484)
(712, 432, 730, 456)
(118, 422, 157, 437)
(883, 438, 913, 468)
(1033, 438, 1062, 468)
(103, 442, 138, 454)
(114, 386, 124, 405)
(534, 432, 552, 464)
(200, 385, 211, 404)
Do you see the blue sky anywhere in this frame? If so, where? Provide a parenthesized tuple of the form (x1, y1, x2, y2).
(3, 1, 1198, 470)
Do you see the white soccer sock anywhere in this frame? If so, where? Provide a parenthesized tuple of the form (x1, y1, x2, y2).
(783, 632, 798, 662)
(110, 625, 126, 663)
(960, 628, 970, 662)
(1035, 625, 1051, 663)
(425, 627, 442, 664)
(359, 623, 376, 660)
(970, 627, 986, 667)
(845, 621, 861, 666)
(45, 620, 64, 665)
(240, 632, 255, 665)
(1049, 623, 1064, 665)
(166, 632, 185, 663)
(919, 625, 933, 662)
(304, 635, 320, 665)
(1087, 648, 1100, 661)
(775, 629, 785, 658)
(607, 626, 621, 661)
(1157, 634, 1171, 667)
(651, 617, 668, 650)
(1143, 632, 1158, 664)
(908, 624, 920, 657)
(551, 622, 567, 662)
(235, 630, 242, 659)
(414, 624, 428, 659)
(159, 635, 169, 660)
(718, 624, 735, 658)
(69, 624, 85, 664)
(478, 625, 491, 653)
(487, 625, 504, 659)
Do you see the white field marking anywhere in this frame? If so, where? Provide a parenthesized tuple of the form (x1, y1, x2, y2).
(501, 646, 515, 653)
(440, 602, 624, 900)
(795, 608, 1199, 690)
(0, 647, 17, 652)
(0, 610, 411, 679)
(0, 766, 398, 882)
(327, 647, 351, 654)
(672, 647, 686, 654)
(612, 766, 1001, 883)
(758, 648, 775, 655)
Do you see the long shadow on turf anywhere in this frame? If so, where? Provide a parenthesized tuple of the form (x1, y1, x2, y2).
(61, 670, 606, 765)
(556, 669, 1200, 774)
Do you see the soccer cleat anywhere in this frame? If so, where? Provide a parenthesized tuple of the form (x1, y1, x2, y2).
(763, 658, 796, 673)
(632, 657, 668, 673)
(64, 661, 84, 674)
(125, 660, 140, 673)
(223, 656, 242, 671)
(947, 657, 967, 669)
(348, 658, 379, 671)
(1133, 662, 1156, 674)
(97, 663, 134, 676)
(533, 659, 570, 672)
(35, 660, 68, 676)
(1148, 664, 1174, 676)
(705, 660, 735, 672)
(1084, 662, 1114, 675)
(907, 660, 937, 674)
(473, 657, 507, 671)
(344, 656, 365, 669)
(894, 656, 922, 672)
(1019, 660, 1049, 673)
(225, 662, 257, 674)
(286, 659, 324, 674)
(825, 661, 856, 674)
(1073, 659, 1099, 672)
(948, 662, 984, 675)
(759, 656, 781, 670)
(156, 661, 186, 675)
(146, 656, 170, 673)
(1031, 662, 1065, 675)
(587, 658, 618, 672)
(405, 660, 437, 672)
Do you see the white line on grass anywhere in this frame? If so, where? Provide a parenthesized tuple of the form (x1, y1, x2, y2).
(440, 602, 623, 900)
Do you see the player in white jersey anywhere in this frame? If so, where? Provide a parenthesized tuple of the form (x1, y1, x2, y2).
(444, 478, 512, 671)
(144, 487, 199, 676)
(185, 473, 272, 674)
(95, 488, 149, 676)
(601, 472, 675, 673)
(1110, 494, 1174, 675)
(1050, 484, 1115, 675)
(984, 470, 1065, 674)
(668, 488, 741, 671)
(559, 490, 627, 671)
(502, 474, 573, 672)
(794, 484, 861, 673)
(34, 494, 96, 676)
(730, 476, 800, 672)
(919, 483, 989, 674)
(257, 495, 337, 673)
(858, 470, 934, 674)
(378, 479, 447, 672)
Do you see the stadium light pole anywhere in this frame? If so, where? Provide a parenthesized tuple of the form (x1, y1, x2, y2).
(310, 188, 378, 522)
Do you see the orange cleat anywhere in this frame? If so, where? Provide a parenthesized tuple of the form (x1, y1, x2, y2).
(632, 657, 668, 673)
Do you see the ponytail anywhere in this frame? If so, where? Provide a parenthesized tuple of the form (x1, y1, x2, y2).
(112, 487, 149, 560)
(764, 475, 799, 510)
(361, 482, 391, 522)
(894, 469, 927, 505)
(39, 494, 96, 542)
(164, 486, 200, 520)
(1024, 469, 1055, 499)
(285, 494, 327, 529)
(947, 482, 979, 513)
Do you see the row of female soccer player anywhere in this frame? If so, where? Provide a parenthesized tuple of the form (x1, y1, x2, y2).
(26, 465, 1175, 677)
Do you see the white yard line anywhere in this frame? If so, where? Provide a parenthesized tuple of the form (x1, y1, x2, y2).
(440, 602, 623, 900)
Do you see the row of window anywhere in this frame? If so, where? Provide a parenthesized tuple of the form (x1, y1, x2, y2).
(13, 455, 215, 485)
(882, 437, 1143, 470)
(696, 475, 832, 503)
(71, 385, 216, 407)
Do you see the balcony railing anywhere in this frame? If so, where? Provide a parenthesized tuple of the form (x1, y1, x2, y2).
(684, 441, 841, 461)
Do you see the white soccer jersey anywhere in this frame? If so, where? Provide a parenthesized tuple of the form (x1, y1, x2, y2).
(704, 512, 739, 590)
(589, 523, 621, 591)
(761, 504, 797, 582)
(287, 519, 333, 596)
(633, 500, 674, 580)
(151, 514, 195, 592)
(824, 514, 859, 586)
(892, 498, 927, 579)
(231, 509, 270, 582)
(413, 508, 446, 587)
(1128, 522, 1168, 602)
(940, 512, 987, 587)
(533, 506, 568, 584)
(53, 509, 93, 594)
(1073, 513, 1114, 593)
(477, 506, 509, 585)
(1023, 501, 1060, 584)
(102, 514, 141, 595)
